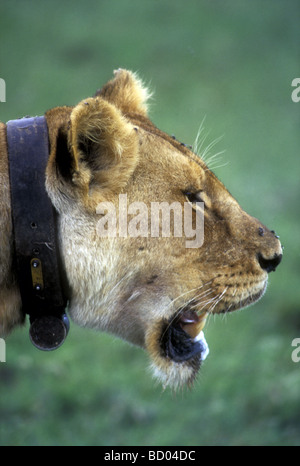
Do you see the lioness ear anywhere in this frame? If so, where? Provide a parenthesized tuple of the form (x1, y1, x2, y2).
(68, 96, 139, 206)
(95, 69, 152, 117)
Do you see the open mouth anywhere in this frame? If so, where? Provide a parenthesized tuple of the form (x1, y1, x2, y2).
(160, 307, 209, 363)
(151, 283, 269, 388)
(159, 283, 267, 366)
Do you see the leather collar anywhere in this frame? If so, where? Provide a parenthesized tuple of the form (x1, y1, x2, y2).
(6, 116, 69, 350)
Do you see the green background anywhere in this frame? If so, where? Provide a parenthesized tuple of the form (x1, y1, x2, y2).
(0, 0, 299, 446)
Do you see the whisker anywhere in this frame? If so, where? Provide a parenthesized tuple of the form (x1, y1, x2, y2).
(165, 286, 214, 329)
(159, 281, 215, 341)
(209, 287, 228, 313)
(164, 279, 214, 314)
(200, 135, 224, 163)
(188, 289, 215, 309)
(205, 161, 229, 172)
(159, 278, 230, 344)
(163, 288, 221, 341)
(204, 150, 225, 165)
(109, 272, 132, 295)
(193, 117, 207, 155)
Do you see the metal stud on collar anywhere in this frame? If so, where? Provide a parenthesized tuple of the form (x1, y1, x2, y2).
(29, 314, 70, 351)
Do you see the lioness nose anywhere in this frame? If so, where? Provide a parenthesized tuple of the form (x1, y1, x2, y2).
(257, 252, 282, 273)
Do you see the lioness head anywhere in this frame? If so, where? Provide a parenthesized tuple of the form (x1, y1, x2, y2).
(1, 70, 282, 389)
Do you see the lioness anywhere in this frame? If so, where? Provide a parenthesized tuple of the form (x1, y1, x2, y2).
(0, 70, 282, 388)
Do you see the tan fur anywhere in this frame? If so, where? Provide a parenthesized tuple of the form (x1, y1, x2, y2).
(0, 123, 23, 335)
(0, 70, 282, 388)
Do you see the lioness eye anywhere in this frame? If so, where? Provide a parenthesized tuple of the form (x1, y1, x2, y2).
(184, 191, 204, 205)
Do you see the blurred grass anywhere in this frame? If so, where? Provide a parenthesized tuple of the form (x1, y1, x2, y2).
(0, 0, 299, 446)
